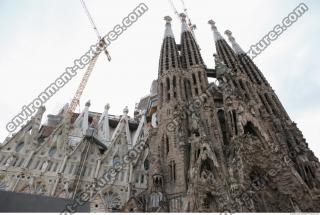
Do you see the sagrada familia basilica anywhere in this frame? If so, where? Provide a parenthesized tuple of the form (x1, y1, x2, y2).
(0, 14, 319, 212)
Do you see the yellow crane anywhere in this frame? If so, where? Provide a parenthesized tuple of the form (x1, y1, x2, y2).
(63, 0, 111, 147)
(68, 0, 112, 198)
(66, 0, 111, 121)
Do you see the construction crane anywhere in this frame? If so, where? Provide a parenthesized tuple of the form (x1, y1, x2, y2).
(66, 0, 111, 117)
(63, 0, 112, 148)
(66, 0, 113, 198)
(168, 0, 200, 48)
(80, 0, 111, 61)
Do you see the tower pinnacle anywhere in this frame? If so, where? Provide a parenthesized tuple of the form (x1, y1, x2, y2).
(225, 30, 245, 54)
(180, 13, 189, 33)
(180, 13, 204, 68)
(164, 16, 174, 39)
(208, 20, 223, 41)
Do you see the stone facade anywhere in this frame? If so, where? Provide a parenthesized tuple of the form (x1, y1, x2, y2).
(1, 14, 320, 212)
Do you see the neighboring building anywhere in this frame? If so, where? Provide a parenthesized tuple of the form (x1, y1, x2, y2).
(1, 14, 320, 212)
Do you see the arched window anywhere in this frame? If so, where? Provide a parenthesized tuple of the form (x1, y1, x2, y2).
(169, 160, 176, 182)
(184, 79, 192, 100)
(232, 110, 238, 135)
(144, 159, 150, 171)
(173, 76, 177, 98)
(166, 135, 169, 155)
(113, 155, 120, 166)
(15, 142, 24, 152)
(48, 146, 57, 157)
(192, 73, 197, 85)
(166, 77, 171, 102)
(243, 121, 259, 137)
(217, 110, 229, 148)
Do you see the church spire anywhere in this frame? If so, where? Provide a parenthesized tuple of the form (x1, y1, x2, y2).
(164, 16, 174, 38)
(208, 20, 238, 70)
(208, 20, 223, 42)
(180, 13, 189, 33)
(224, 29, 271, 87)
(158, 16, 181, 76)
(180, 13, 204, 69)
(225, 30, 245, 54)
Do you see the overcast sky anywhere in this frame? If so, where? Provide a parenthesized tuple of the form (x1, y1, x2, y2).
(0, 0, 319, 157)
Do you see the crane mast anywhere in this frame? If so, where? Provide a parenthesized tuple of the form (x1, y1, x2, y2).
(66, 0, 111, 116)
(63, 0, 111, 149)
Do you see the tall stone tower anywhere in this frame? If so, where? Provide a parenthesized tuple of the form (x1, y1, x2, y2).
(144, 15, 320, 212)
(1, 14, 320, 213)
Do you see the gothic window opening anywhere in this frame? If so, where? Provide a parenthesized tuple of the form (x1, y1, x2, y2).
(192, 73, 197, 85)
(217, 110, 229, 149)
(195, 88, 199, 96)
(15, 142, 24, 152)
(244, 121, 259, 137)
(169, 161, 176, 182)
(198, 71, 202, 83)
(200, 157, 215, 180)
(166, 77, 171, 102)
(166, 135, 169, 155)
(203, 192, 215, 209)
(144, 159, 150, 171)
(195, 149, 201, 162)
(88, 116, 93, 125)
(232, 110, 238, 135)
(185, 79, 192, 100)
(113, 155, 120, 166)
(173, 76, 177, 98)
(48, 146, 57, 157)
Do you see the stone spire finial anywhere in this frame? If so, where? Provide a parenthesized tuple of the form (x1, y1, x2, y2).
(123, 106, 129, 115)
(164, 16, 174, 38)
(105, 103, 110, 111)
(85, 100, 91, 107)
(225, 30, 245, 54)
(180, 13, 189, 33)
(208, 20, 223, 41)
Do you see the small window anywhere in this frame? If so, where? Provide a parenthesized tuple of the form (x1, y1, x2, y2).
(144, 159, 150, 171)
(48, 146, 57, 157)
(113, 155, 120, 166)
(15, 142, 24, 152)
